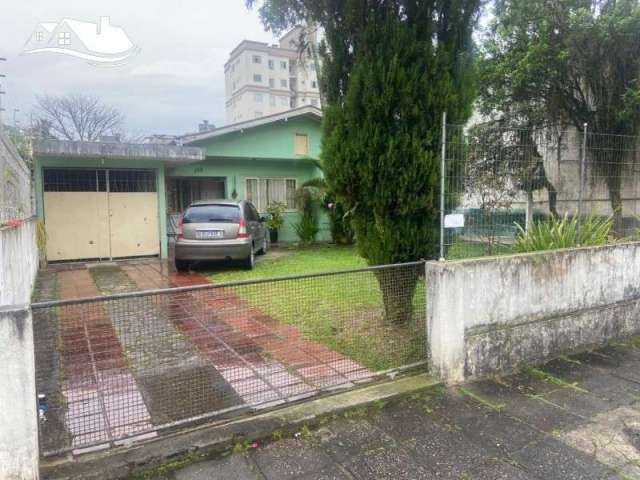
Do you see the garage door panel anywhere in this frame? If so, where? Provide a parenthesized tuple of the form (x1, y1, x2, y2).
(108, 193, 159, 257)
(44, 192, 110, 261)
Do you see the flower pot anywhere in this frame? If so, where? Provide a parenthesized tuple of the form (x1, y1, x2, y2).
(269, 229, 279, 243)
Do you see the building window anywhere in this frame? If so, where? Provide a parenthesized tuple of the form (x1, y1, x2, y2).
(254, 93, 263, 102)
(280, 61, 287, 70)
(311, 81, 317, 88)
(58, 31, 71, 46)
(253, 74, 262, 83)
(280, 97, 289, 106)
(280, 79, 288, 88)
(252, 55, 262, 64)
(268, 59, 274, 69)
(245, 177, 297, 211)
(270, 95, 276, 107)
(269, 78, 275, 88)
(294, 133, 309, 155)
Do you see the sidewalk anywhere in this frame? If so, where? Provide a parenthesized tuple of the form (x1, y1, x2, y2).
(164, 339, 640, 479)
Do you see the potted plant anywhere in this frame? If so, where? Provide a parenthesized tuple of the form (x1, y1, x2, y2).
(266, 201, 286, 243)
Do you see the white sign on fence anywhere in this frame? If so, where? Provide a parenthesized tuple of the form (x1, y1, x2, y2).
(444, 213, 465, 229)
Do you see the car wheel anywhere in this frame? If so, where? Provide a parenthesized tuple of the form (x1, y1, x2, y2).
(244, 246, 256, 270)
(175, 259, 190, 272)
(258, 237, 268, 255)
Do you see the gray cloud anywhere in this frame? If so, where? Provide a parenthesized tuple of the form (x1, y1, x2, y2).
(0, 0, 277, 135)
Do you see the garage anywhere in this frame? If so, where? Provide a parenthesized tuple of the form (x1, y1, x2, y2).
(43, 168, 160, 261)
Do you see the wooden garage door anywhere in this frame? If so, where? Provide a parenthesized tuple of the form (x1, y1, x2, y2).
(43, 169, 159, 261)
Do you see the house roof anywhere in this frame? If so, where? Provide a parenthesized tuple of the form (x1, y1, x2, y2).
(33, 139, 204, 165)
(182, 106, 323, 145)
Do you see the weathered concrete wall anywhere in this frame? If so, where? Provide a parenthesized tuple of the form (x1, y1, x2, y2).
(0, 305, 39, 479)
(0, 219, 39, 305)
(426, 243, 640, 383)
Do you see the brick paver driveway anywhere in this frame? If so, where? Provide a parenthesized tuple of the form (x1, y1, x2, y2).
(33, 258, 369, 454)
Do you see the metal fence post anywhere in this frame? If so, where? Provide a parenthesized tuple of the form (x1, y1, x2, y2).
(577, 123, 588, 239)
(439, 112, 447, 261)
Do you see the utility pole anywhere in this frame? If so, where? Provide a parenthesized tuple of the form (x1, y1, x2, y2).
(0, 57, 6, 130)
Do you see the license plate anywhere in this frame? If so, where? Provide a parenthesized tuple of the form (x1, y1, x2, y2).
(196, 230, 223, 240)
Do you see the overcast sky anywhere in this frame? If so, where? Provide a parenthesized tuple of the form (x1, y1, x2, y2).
(0, 1, 279, 137)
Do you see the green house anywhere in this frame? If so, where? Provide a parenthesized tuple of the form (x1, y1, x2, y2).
(33, 106, 327, 262)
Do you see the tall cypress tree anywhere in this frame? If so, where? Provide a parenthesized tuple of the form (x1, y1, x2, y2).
(248, 0, 480, 323)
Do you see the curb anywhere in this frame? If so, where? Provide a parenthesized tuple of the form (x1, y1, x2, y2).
(41, 373, 440, 479)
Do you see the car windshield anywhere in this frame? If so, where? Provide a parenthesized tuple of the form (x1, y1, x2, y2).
(183, 204, 240, 223)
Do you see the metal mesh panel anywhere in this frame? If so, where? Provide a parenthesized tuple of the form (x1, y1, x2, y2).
(442, 123, 640, 259)
(0, 131, 32, 222)
(32, 262, 427, 456)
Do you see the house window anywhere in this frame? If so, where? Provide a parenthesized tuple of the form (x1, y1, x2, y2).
(268, 59, 274, 69)
(58, 31, 71, 46)
(269, 78, 275, 88)
(252, 55, 262, 64)
(254, 93, 263, 102)
(245, 177, 297, 211)
(253, 74, 262, 83)
(270, 95, 276, 107)
(280, 79, 288, 88)
(35, 31, 44, 41)
(311, 81, 317, 88)
(294, 133, 309, 155)
(280, 61, 287, 70)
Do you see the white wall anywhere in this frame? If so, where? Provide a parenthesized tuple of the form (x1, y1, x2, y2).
(427, 243, 640, 383)
(0, 133, 40, 479)
(0, 219, 39, 305)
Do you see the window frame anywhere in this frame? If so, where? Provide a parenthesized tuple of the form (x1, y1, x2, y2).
(245, 177, 298, 212)
(294, 133, 310, 156)
(253, 73, 262, 83)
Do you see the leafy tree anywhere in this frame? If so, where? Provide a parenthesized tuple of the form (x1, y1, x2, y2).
(248, 0, 480, 324)
(479, 0, 640, 234)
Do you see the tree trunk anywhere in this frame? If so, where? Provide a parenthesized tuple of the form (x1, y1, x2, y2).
(607, 175, 624, 237)
(525, 191, 534, 230)
(374, 265, 420, 326)
(544, 178, 559, 218)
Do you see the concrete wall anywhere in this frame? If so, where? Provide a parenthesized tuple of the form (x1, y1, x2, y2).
(0, 219, 40, 478)
(0, 218, 39, 306)
(427, 243, 640, 383)
(0, 305, 39, 479)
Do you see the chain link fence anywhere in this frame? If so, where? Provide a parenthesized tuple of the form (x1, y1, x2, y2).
(0, 130, 32, 224)
(440, 119, 640, 259)
(32, 262, 426, 456)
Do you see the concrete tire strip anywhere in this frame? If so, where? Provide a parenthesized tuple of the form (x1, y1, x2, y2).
(36, 262, 371, 454)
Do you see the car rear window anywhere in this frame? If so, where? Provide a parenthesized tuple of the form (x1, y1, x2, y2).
(183, 205, 241, 223)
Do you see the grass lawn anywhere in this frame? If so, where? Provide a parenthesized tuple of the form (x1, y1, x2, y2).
(446, 239, 513, 260)
(206, 245, 426, 371)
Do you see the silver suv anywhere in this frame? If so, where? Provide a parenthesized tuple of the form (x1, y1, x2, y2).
(174, 199, 268, 271)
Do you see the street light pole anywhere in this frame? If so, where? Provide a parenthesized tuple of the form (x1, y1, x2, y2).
(0, 57, 5, 130)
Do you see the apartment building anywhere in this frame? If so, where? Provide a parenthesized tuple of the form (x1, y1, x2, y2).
(224, 26, 321, 124)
